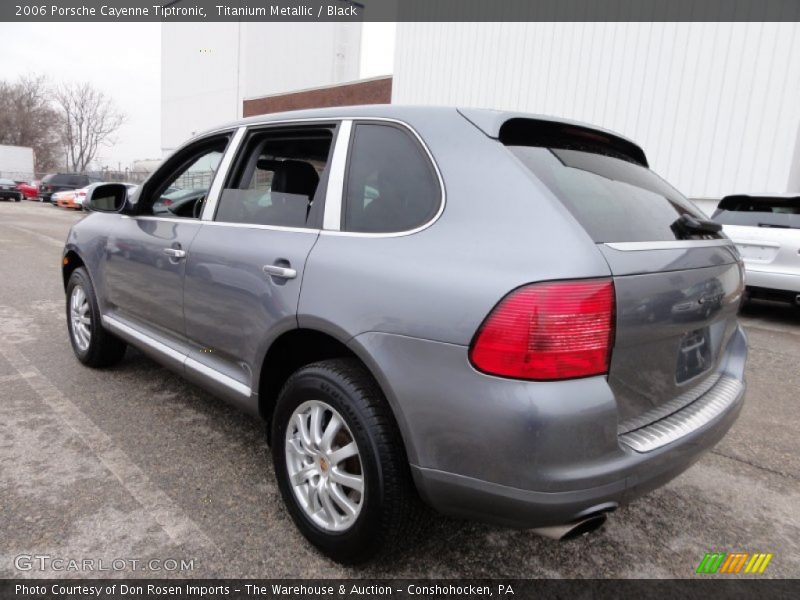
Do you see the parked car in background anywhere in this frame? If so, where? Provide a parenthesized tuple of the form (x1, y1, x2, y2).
(0, 178, 23, 201)
(54, 190, 80, 210)
(712, 193, 800, 306)
(76, 182, 138, 209)
(39, 173, 100, 203)
(57, 182, 139, 210)
(62, 106, 747, 564)
(15, 180, 39, 200)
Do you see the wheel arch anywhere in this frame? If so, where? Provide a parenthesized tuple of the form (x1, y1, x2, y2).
(62, 248, 87, 290)
(257, 326, 417, 464)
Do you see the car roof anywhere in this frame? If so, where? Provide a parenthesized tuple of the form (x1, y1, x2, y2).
(721, 193, 800, 200)
(197, 104, 645, 161)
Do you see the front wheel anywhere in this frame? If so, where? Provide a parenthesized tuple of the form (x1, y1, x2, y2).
(66, 267, 127, 367)
(271, 359, 423, 564)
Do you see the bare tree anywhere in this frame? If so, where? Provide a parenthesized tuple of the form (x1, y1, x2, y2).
(0, 75, 63, 172)
(55, 82, 125, 172)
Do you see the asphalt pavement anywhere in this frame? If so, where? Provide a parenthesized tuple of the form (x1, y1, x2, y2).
(1, 200, 798, 579)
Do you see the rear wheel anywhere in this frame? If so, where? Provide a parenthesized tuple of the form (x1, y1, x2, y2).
(66, 267, 127, 367)
(271, 358, 423, 564)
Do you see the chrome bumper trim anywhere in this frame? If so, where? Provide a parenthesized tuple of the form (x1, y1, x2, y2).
(617, 372, 721, 435)
(619, 376, 743, 453)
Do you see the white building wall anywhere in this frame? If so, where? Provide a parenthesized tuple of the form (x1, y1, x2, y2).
(393, 22, 800, 202)
(240, 23, 361, 99)
(161, 23, 362, 154)
(161, 23, 241, 154)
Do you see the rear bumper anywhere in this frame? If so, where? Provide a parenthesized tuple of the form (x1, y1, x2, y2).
(352, 325, 747, 529)
(411, 379, 744, 528)
(744, 267, 800, 294)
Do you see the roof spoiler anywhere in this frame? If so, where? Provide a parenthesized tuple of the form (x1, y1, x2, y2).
(458, 108, 648, 167)
(719, 194, 800, 209)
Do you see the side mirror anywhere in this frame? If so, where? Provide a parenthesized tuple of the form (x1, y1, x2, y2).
(86, 183, 127, 212)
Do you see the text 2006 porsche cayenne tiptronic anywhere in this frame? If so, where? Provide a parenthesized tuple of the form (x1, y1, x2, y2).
(63, 106, 747, 563)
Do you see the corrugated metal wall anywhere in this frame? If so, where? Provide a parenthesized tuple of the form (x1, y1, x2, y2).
(393, 23, 800, 199)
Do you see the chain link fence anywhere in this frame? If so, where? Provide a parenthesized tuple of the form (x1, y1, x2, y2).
(0, 170, 154, 186)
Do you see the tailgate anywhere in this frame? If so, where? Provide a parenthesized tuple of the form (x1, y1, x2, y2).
(502, 130, 746, 432)
(598, 242, 744, 427)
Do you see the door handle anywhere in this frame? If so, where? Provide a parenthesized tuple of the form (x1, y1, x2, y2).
(263, 264, 297, 279)
(163, 248, 186, 259)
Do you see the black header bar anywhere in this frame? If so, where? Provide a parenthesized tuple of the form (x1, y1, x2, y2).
(3, 0, 800, 23)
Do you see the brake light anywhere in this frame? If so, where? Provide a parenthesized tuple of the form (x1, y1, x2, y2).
(469, 279, 615, 381)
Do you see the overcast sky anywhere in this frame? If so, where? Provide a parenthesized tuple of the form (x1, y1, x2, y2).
(1, 23, 162, 168)
(0, 22, 395, 169)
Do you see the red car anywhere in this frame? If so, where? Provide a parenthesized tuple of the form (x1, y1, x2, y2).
(16, 181, 39, 200)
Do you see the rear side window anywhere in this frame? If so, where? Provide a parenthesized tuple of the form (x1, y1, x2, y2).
(343, 123, 440, 233)
(712, 196, 800, 229)
(508, 146, 709, 243)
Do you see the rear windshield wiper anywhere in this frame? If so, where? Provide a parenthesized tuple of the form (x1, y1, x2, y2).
(670, 214, 722, 239)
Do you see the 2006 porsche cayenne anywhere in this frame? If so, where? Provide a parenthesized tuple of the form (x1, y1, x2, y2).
(62, 106, 747, 563)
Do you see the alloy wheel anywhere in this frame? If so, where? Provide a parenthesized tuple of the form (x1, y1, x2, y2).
(69, 285, 91, 352)
(285, 400, 364, 532)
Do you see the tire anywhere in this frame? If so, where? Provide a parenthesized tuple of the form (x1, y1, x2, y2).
(271, 358, 423, 564)
(66, 267, 127, 367)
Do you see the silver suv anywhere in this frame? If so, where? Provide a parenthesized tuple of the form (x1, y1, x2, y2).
(63, 106, 747, 563)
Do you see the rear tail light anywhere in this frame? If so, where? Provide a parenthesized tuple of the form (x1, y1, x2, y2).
(469, 279, 615, 381)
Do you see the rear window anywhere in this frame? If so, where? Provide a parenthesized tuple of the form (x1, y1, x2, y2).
(712, 196, 800, 229)
(507, 146, 709, 243)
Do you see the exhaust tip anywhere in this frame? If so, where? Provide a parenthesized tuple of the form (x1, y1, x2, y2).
(560, 514, 607, 540)
(795, 293, 800, 306)
(531, 512, 608, 541)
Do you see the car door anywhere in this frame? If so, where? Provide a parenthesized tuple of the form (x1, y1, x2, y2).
(182, 122, 338, 409)
(103, 132, 234, 344)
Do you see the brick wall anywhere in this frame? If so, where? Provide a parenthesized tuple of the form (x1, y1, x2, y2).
(243, 77, 392, 117)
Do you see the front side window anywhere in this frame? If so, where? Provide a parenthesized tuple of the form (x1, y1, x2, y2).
(343, 123, 440, 234)
(138, 135, 229, 218)
(216, 127, 333, 228)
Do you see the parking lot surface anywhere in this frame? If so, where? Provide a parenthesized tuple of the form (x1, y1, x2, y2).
(1, 201, 799, 579)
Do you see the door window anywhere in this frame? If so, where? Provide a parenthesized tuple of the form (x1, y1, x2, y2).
(137, 135, 229, 218)
(342, 123, 440, 233)
(216, 127, 334, 228)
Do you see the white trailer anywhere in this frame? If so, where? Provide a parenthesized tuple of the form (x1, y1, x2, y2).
(0, 144, 35, 181)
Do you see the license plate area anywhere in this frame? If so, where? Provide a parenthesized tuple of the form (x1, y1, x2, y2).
(676, 327, 712, 384)
(736, 243, 779, 263)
